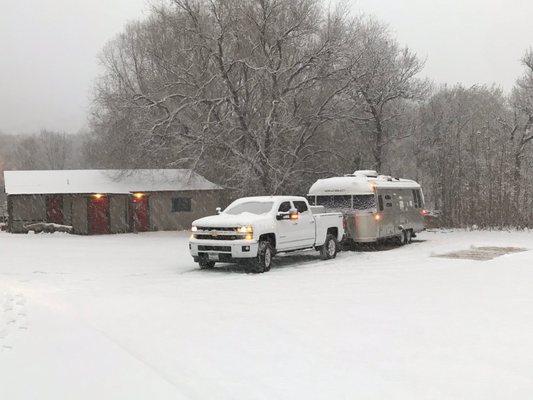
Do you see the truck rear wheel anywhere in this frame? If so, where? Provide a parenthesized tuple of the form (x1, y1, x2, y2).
(248, 240, 273, 273)
(320, 234, 338, 260)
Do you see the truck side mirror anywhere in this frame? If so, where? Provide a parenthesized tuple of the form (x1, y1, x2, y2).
(289, 208, 299, 220)
(276, 212, 288, 220)
(276, 208, 299, 221)
(216, 207, 222, 215)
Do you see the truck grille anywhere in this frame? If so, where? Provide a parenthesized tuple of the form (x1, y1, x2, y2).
(195, 234, 241, 240)
(198, 245, 232, 252)
(196, 227, 236, 232)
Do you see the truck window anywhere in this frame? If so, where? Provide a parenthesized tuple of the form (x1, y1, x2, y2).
(353, 195, 376, 210)
(278, 201, 291, 212)
(293, 201, 309, 213)
(316, 195, 351, 209)
(306, 196, 315, 206)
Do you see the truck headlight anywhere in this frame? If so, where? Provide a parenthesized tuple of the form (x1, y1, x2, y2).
(191, 226, 198, 232)
(237, 225, 254, 240)
(237, 225, 253, 234)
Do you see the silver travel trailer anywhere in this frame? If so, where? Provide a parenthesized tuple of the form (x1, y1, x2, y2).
(307, 170, 426, 245)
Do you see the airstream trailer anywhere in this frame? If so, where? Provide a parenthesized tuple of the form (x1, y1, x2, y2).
(307, 170, 425, 245)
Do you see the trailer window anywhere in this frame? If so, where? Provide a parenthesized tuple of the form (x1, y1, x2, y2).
(378, 195, 384, 211)
(412, 189, 422, 208)
(316, 195, 351, 209)
(353, 195, 376, 210)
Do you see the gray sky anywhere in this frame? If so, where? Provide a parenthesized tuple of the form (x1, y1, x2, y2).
(1, 0, 532, 134)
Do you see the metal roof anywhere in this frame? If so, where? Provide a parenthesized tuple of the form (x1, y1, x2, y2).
(3, 169, 223, 195)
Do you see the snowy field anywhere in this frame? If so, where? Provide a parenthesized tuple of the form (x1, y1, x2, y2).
(1, 229, 533, 400)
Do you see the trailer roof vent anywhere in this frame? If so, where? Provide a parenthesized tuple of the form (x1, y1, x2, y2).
(353, 170, 378, 178)
(377, 174, 393, 181)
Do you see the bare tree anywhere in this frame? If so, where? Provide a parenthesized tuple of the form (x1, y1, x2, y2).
(344, 18, 429, 171)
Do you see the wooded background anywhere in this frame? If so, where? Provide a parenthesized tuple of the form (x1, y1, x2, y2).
(1, 0, 533, 228)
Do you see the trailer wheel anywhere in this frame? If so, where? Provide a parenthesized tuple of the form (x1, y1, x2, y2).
(248, 240, 273, 273)
(397, 230, 408, 246)
(406, 229, 412, 244)
(320, 234, 338, 260)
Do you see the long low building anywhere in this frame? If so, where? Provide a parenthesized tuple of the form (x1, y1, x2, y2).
(3, 169, 228, 234)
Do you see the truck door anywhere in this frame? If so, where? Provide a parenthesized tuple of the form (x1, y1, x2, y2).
(275, 201, 299, 251)
(292, 200, 316, 248)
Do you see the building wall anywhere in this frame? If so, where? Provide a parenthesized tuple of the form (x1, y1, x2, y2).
(8, 194, 46, 233)
(7, 189, 231, 234)
(63, 195, 73, 226)
(149, 190, 228, 231)
(71, 196, 88, 234)
(110, 195, 130, 233)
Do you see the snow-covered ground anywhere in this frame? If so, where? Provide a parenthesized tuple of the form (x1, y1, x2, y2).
(1, 229, 532, 399)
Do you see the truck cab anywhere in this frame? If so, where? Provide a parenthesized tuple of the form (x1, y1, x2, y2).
(189, 196, 344, 273)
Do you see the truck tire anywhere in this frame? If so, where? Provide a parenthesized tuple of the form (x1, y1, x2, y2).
(249, 240, 273, 273)
(320, 234, 338, 260)
(198, 257, 215, 269)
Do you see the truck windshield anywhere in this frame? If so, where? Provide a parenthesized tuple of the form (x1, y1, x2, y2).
(224, 201, 274, 215)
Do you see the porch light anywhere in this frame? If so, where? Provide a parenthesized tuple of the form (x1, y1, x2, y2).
(93, 193, 104, 199)
(133, 192, 145, 199)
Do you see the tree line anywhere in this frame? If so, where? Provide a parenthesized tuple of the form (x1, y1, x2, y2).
(2, 0, 532, 228)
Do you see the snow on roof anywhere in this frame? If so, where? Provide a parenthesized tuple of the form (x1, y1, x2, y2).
(3, 169, 223, 195)
(308, 174, 420, 195)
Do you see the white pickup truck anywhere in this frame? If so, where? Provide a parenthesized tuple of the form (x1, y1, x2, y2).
(189, 196, 344, 273)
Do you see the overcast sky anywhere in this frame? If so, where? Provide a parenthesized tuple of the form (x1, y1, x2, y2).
(1, 0, 532, 134)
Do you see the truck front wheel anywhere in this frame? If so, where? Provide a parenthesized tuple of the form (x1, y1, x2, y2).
(198, 257, 216, 269)
(249, 240, 273, 273)
(320, 234, 338, 260)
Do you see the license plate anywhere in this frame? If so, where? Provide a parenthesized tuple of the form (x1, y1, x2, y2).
(208, 253, 219, 261)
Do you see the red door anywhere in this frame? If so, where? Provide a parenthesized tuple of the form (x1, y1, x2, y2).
(88, 195, 110, 234)
(132, 194, 149, 232)
(46, 195, 63, 224)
